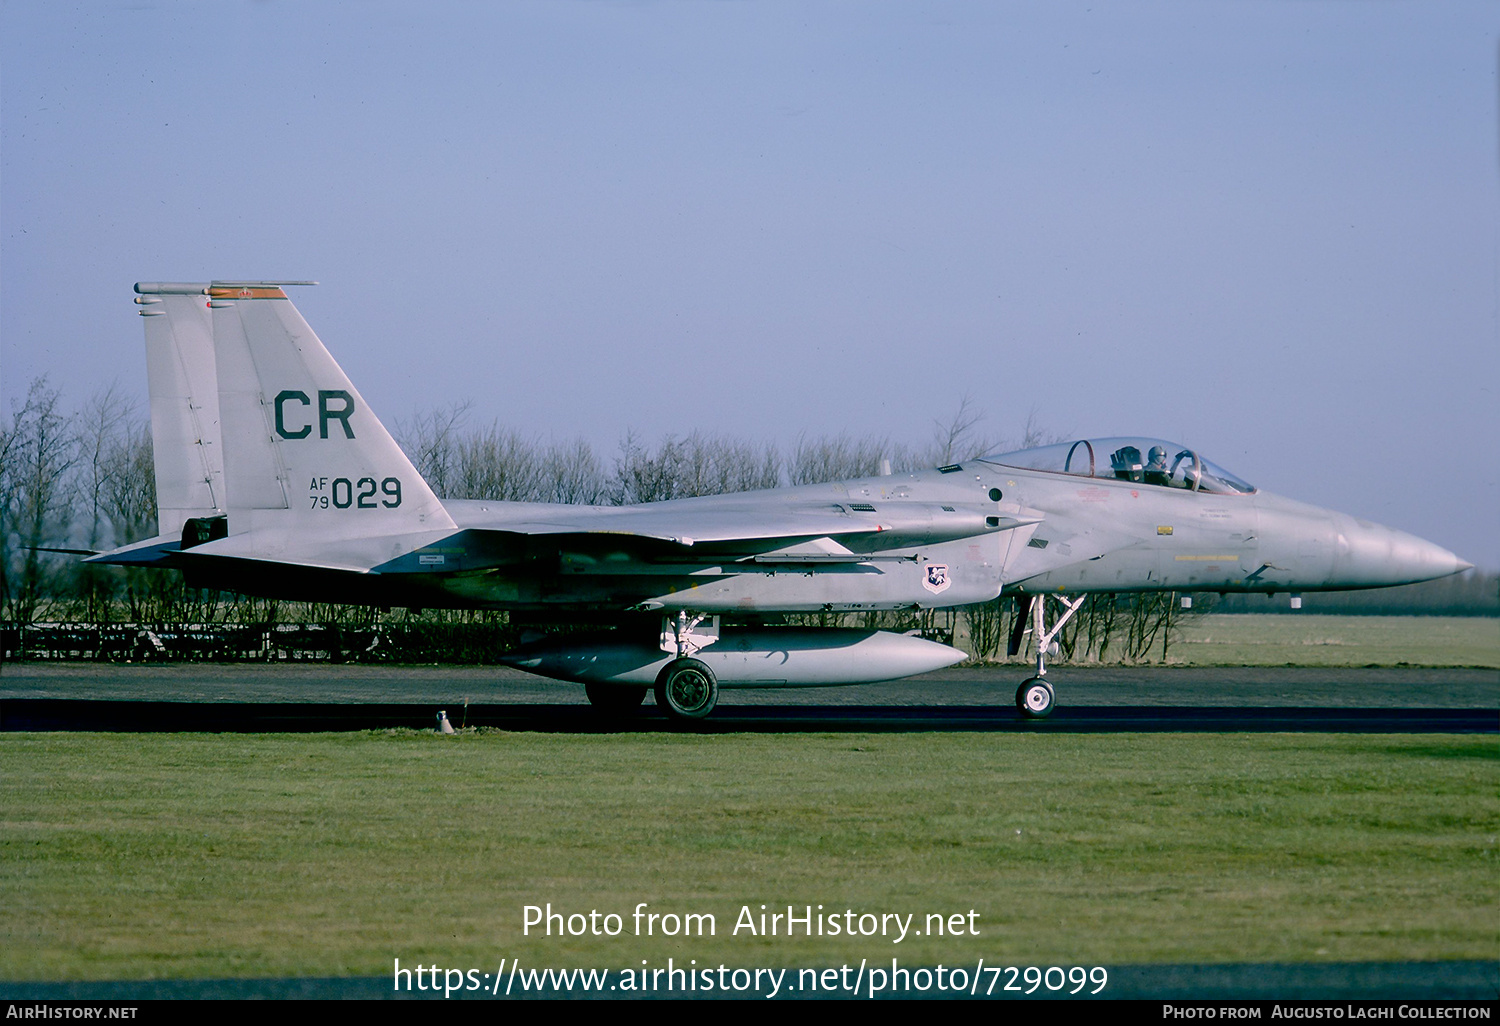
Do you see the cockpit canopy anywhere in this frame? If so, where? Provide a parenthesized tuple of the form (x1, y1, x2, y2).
(980, 437, 1255, 495)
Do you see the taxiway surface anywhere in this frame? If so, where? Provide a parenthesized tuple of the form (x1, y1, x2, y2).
(3, 662, 1496, 705)
(1, 663, 1493, 733)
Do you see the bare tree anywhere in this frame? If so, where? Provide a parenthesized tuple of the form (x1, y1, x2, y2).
(678, 432, 780, 497)
(75, 386, 135, 548)
(101, 418, 161, 621)
(930, 394, 997, 465)
(4, 379, 78, 621)
(788, 433, 888, 485)
(544, 437, 608, 505)
(455, 423, 547, 501)
(614, 433, 668, 504)
(395, 401, 472, 500)
(0, 404, 18, 617)
(102, 418, 158, 544)
(1017, 407, 1064, 450)
(610, 431, 782, 503)
(960, 597, 1009, 660)
(68, 386, 136, 619)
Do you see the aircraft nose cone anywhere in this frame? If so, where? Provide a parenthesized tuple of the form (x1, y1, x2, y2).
(1337, 518, 1471, 587)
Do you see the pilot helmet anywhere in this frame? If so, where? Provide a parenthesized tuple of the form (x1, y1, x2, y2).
(1148, 445, 1167, 463)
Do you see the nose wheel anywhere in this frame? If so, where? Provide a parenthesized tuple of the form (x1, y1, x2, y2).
(1016, 676, 1055, 718)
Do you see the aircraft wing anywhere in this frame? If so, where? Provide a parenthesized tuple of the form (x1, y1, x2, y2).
(454, 500, 1039, 549)
(462, 507, 892, 546)
(86, 501, 1039, 578)
(363, 500, 1040, 574)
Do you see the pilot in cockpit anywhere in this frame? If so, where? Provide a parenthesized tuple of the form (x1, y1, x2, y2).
(1143, 445, 1171, 487)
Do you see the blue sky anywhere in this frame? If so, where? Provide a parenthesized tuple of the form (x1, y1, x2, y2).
(3, 1, 1496, 566)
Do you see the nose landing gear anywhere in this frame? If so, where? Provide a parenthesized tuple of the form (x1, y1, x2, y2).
(1011, 593, 1086, 719)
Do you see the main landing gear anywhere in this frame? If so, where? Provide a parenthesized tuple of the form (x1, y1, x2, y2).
(648, 611, 721, 721)
(578, 611, 721, 721)
(1009, 594, 1087, 719)
(583, 662, 718, 721)
(654, 657, 718, 719)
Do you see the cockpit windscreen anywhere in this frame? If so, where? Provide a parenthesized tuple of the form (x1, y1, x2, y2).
(979, 438, 1255, 495)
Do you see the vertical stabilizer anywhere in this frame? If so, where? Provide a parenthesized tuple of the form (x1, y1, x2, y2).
(208, 283, 455, 542)
(133, 283, 224, 535)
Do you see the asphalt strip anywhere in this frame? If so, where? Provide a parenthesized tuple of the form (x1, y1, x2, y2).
(1, 699, 1495, 732)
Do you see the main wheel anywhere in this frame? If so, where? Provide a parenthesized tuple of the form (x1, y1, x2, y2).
(584, 683, 648, 714)
(1016, 676, 1055, 719)
(654, 658, 719, 720)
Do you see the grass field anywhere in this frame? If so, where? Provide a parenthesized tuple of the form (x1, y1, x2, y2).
(1169, 614, 1500, 668)
(2, 730, 1495, 980)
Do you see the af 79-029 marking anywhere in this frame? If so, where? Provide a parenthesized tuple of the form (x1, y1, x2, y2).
(308, 475, 403, 510)
(86, 281, 1472, 720)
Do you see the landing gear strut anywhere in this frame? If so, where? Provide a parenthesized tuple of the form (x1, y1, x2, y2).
(1012, 593, 1086, 719)
(654, 611, 720, 720)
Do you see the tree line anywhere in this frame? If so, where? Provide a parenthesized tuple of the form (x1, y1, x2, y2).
(2, 379, 1492, 664)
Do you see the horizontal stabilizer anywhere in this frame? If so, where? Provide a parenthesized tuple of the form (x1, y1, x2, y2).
(84, 534, 181, 566)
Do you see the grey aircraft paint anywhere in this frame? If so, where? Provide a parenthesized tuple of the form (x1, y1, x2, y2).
(91, 284, 1472, 720)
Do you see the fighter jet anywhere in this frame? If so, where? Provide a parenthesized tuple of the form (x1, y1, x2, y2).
(91, 282, 1472, 719)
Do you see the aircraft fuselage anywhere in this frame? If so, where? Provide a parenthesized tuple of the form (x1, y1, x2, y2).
(170, 459, 1465, 615)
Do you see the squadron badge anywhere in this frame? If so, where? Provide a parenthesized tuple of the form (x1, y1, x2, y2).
(923, 563, 951, 594)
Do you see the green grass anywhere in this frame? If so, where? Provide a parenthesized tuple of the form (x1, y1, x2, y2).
(2, 731, 1496, 980)
(1170, 615, 1500, 668)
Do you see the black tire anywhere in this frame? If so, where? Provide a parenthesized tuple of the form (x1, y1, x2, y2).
(1016, 676, 1055, 719)
(584, 683, 648, 714)
(653, 658, 719, 720)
